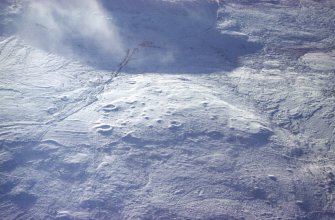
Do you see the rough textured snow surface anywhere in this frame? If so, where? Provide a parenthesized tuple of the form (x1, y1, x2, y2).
(0, 0, 335, 219)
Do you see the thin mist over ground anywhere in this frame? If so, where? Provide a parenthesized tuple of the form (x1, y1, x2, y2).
(13, 0, 126, 67)
(0, 0, 335, 219)
(2, 0, 262, 72)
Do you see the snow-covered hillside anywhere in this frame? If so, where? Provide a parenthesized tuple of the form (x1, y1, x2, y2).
(0, 0, 335, 219)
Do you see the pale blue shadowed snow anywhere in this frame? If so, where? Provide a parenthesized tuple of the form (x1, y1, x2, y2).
(7, 0, 126, 69)
(0, 0, 335, 219)
(1, 0, 262, 73)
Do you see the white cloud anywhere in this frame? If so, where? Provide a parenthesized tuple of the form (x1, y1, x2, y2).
(16, 0, 125, 62)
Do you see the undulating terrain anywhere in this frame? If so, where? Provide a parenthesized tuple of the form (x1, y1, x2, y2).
(0, 0, 335, 219)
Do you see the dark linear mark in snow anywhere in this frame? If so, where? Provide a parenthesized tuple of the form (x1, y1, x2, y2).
(0, 88, 21, 93)
(0, 0, 335, 219)
(106, 48, 138, 83)
(34, 47, 138, 143)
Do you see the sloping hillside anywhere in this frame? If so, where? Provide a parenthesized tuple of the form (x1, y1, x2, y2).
(0, 0, 334, 219)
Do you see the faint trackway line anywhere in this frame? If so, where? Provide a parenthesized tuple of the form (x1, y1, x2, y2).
(36, 48, 138, 141)
(48, 48, 138, 124)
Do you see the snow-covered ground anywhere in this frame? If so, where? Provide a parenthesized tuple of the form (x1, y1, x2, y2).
(0, 0, 335, 219)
